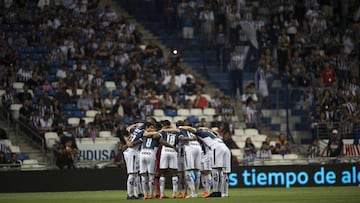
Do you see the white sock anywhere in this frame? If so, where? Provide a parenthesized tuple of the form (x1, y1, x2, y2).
(195, 172, 200, 194)
(206, 174, 212, 193)
(134, 174, 141, 196)
(185, 171, 195, 194)
(149, 174, 155, 195)
(178, 173, 184, 193)
(160, 176, 165, 196)
(222, 173, 229, 196)
(141, 175, 148, 196)
(172, 176, 178, 196)
(127, 174, 135, 197)
(212, 170, 219, 192)
(201, 174, 207, 192)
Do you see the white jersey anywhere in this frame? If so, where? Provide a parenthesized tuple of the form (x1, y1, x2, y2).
(0, 139, 10, 153)
(179, 129, 202, 170)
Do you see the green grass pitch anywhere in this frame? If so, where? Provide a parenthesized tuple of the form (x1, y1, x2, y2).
(0, 187, 359, 203)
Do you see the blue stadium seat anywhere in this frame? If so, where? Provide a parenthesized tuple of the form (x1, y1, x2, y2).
(112, 89, 122, 98)
(123, 117, 135, 125)
(164, 109, 177, 117)
(187, 115, 199, 125)
(63, 103, 77, 111)
(72, 110, 85, 118)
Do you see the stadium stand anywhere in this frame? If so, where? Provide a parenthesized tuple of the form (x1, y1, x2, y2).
(0, 0, 359, 169)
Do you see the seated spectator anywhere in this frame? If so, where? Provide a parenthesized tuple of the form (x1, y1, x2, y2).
(19, 99, 33, 125)
(77, 91, 93, 111)
(217, 96, 235, 123)
(88, 122, 99, 141)
(210, 114, 223, 128)
(16, 85, 32, 103)
(75, 119, 88, 139)
(92, 92, 105, 111)
(209, 89, 222, 109)
(8, 153, 21, 168)
(274, 132, 291, 155)
(257, 141, 272, 159)
(56, 87, 72, 104)
(147, 90, 162, 109)
(160, 92, 175, 109)
(53, 112, 68, 132)
(307, 138, 320, 159)
(42, 79, 53, 92)
(182, 77, 197, 96)
(103, 92, 117, 112)
(37, 111, 54, 134)
(244, 137, 257, 153)
(243, 137, 257, 164)
(241, 84, 258, 105)
(198, 117, 209, 128)
(193, 90, 208, 109)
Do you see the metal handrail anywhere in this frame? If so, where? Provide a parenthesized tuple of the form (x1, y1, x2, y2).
(15, 120, 46, 154)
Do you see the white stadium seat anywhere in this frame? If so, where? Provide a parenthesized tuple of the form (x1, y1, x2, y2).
(190, 108, 203, 116)
(153, 109, 165, 117)
(177, 108, 190, 116)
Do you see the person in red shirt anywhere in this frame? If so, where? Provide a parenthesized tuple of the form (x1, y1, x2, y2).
(320, 62, 336, 87)
(193, 90, 208, 109)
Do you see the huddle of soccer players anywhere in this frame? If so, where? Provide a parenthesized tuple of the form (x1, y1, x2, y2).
(123, 117, 231, 199)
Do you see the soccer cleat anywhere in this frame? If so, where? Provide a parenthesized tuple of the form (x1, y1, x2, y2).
(185, 194, 197, 198)
(208, 192, 221, 197)
(176, 193, 185, 198)
(201, 192, 210, 198)
(159, 195, 169, 199)
(221, 193, 229, 198)
(127, 195, 138, 200)
(172, 195, 177, 199)
(143, 194, 148, 200)
(149, 194, 155, 199)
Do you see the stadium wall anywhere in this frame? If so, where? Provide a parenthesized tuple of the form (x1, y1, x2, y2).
(0, 164, 359, 193)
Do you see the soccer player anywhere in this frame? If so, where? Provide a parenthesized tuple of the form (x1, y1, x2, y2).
(139, 122, 178, 199)
(177, 120, 202, 198)
(179, 126, 231, 197)
(158, 120, 181, 199)
(123, 123, 144, 199)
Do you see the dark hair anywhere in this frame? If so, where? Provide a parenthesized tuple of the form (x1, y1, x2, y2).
(161, 120, 171, 127)
(176, 120, 184, 127)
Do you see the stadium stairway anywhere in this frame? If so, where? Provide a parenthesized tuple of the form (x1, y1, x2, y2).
(0, 119, 51, 167)
(0, 116, 52, 169)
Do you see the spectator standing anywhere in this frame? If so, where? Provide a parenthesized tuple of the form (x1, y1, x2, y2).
(228, 45, 246, 97)
(320, 62, 336, 87)
(199, 4, 215, 46)
(326, 129, 343, 158)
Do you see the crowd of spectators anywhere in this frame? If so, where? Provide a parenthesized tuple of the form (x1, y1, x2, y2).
(0, 0, 243, 156)
(163, 0, 360, 139)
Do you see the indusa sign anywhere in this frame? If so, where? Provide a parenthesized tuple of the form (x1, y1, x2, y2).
(228, 164, 360, 188)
